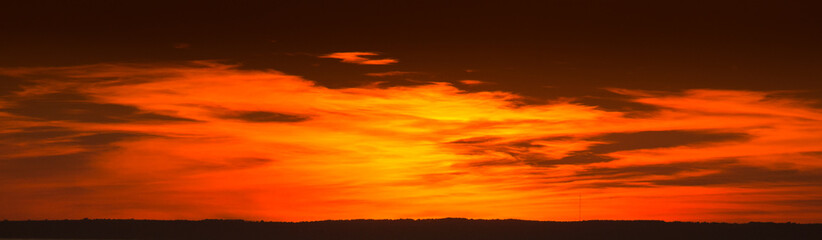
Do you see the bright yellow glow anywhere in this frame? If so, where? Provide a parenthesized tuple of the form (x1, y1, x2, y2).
(1, 62, 821, 222)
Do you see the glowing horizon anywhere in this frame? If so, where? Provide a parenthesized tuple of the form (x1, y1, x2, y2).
(1, 61, 820, 222)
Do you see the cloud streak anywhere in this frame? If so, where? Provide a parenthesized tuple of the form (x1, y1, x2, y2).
(320, 52, 398, 65)
(1, 62, 821, 222)
(459, 80, 485, 85)
(365, 71, 416, 77)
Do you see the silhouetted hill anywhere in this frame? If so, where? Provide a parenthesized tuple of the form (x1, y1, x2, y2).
(1, 218, 820, 240)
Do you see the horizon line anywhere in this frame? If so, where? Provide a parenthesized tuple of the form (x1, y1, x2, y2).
(3, 218, 818, 224)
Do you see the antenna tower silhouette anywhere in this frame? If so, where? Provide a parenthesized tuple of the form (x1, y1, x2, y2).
(578, 194, 582, 222)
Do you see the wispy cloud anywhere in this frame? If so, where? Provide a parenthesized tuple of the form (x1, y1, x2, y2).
(173, 43, 191, 49)
(364, 71, 416, 77)
(459, 80, 485, 85)
(320, 52, 397, 65)
(1, 62, 821, 222)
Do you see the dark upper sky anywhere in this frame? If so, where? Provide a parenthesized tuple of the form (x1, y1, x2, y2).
(3, 1, 821, 102)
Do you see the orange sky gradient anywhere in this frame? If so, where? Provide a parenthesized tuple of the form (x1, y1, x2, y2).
(1, 61, 821, 222)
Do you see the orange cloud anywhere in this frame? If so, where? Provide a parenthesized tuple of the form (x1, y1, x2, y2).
(459, 80, 485, 85)
(1, 62, 821, 222)
(320, 52, 398, 65)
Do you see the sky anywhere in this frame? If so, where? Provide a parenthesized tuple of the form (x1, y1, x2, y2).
(1, 1, 822, 222)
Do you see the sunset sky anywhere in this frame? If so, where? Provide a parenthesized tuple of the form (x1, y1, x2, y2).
(1, 1, 822, 223)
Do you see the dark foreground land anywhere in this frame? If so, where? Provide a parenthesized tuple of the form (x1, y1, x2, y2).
(1, 218, 821, 240)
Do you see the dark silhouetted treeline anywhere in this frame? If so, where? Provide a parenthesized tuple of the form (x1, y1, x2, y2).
(1, 218, 821, 239)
